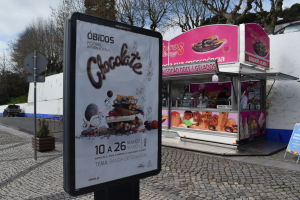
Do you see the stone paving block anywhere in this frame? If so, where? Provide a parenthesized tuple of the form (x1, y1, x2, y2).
(1, 125, 300, 199)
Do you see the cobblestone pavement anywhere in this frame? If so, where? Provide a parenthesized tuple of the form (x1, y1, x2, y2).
(1, 124, 300, 200)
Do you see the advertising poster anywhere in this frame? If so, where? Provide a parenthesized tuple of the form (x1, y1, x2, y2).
(170, 110, 238, 134)
(244, 24, 270, 68)
(250, 111, 259, 136)
(240, 110, 265, 140)
(162, 109, 168, 126)
(257, 110, 266, 135)
(163, 40, 169, 67)
(240, 111, 250, 139)
(169, 25, 239, 65)
(72, 19, 161, 190)
(286, 123, 300, 155)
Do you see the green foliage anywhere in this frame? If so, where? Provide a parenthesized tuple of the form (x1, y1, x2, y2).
(279, 3, 300, 19)
(201, 15, 226, 26)
(10, 95, 27, 104)
(37, 119, 50, 138)
(0, 71, 29, 105)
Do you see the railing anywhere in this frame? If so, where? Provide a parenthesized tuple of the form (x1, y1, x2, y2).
(40, 117, 63, 134)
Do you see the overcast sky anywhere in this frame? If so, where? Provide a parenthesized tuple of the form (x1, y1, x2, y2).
(0, 0, 298, 52)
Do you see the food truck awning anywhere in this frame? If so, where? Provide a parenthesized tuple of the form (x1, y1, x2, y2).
(163, 71, 299, 82)
(162, 72, 219, 80)
(217, 72, 299, 81)
(217, 72, 299, 102)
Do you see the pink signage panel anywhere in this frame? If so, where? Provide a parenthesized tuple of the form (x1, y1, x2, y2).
(240, 110, 266, 140)
(245, 24, 270, 68)
(162, 109, 168, 126)
(162, 61, 217, 76)
(162, 40, 169, 67)
(169, 25, 239, 65)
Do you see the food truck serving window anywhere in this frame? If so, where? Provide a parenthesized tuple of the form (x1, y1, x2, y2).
(171, 80, 232, 110)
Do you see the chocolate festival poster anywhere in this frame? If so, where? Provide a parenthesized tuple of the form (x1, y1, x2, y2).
(73, 20, 160, 189)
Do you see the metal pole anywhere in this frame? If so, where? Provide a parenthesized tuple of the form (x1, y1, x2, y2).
(34, 50, 37, 160)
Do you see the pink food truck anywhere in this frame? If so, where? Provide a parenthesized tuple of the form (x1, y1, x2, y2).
(161, 24, 298, 145)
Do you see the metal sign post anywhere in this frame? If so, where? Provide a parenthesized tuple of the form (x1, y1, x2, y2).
(23, 51, 47, 161)
(34, 50, 37, 160)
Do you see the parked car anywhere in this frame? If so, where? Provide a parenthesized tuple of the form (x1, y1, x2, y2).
(3, 105, 21, 117)
(273, 21, 300, 35)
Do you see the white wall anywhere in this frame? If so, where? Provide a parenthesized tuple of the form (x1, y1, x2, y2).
(0, 73, 63, 117)
(28, 73, 63, 103)
(267, 32, 300, 130)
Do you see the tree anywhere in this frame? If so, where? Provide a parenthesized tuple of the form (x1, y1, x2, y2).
(116, 0, 175, 32)
(9, 18, 63, 75)
(279, 3, 300, 19)
(170, 0, 210, 32)
(0, 51, 29, 105)
(116, 0, 146, 27)
(50, 0, 85, 72)
(0, 51, 10, 104)
(140, 0, 176, 31)
(203, 0, 254, 24)
(254, 0, 283, 34)
(85, 0, 116, 20)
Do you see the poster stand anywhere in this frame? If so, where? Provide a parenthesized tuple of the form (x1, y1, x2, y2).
(284, 123, 300, 164)
(94, 180, 139, 200)
(63, 12, 162, 197)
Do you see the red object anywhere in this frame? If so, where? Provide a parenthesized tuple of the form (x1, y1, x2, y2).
(109, 111, 114, 116)
(133, 128, 138, 133)
(88, 130, 93, 136)
(245, 53, 269, 68)
(152, 120, 158, 129)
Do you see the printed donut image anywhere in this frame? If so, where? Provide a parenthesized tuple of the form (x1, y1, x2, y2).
(192, 35, 226, 53)
(252, 40, 269, 57)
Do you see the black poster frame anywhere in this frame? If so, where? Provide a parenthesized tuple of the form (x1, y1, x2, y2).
(63, 12, 162, 196)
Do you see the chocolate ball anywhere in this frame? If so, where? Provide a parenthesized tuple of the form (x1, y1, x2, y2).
(85, 103, 98, 121)
(107, 90, 113, 98)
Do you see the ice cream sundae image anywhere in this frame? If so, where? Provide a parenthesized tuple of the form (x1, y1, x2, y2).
(258, 112, 266, 134)
(252, 40, 269, 57)
(192, 35, 226, 52)
(244, 116, 250, 138)
(239, 114, 244, 139)
(250, 120, 258, 135)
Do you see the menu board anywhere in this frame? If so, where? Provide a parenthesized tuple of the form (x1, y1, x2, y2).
(286, 123, 300, 156)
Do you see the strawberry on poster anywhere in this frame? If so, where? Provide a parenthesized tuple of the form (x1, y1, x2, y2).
(74, 20, 159, 189)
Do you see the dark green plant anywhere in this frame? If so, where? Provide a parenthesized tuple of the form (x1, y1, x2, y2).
(37, 119, 50, 138)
